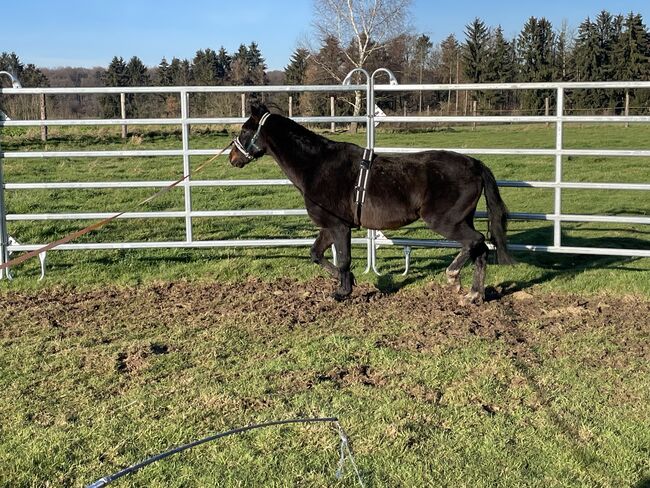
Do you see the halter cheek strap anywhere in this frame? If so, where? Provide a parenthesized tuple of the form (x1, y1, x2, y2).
(234, 112, 271, 161)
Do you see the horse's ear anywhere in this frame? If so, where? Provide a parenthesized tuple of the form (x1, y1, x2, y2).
(250, 103, 269, 122)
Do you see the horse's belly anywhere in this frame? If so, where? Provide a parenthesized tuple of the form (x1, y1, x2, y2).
(363, 207, 419, 230)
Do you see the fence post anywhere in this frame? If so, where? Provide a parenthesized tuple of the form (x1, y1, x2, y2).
(472, 100, 477, 131)
(120, 92, 127, 139)
(0, 149, 9, 280)
(180, 90, 193, 243)
(330, 96, 335, 132)
(40, 94, 47, 142)
(554, 87, 564, 249)
(545, 97, 549, 127)
(625, 90, 630, 128)
(288, 95, 293, 118)
(241, 94, 245, 117)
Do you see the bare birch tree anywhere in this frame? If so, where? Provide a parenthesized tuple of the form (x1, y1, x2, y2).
(309, 0, 411, 128)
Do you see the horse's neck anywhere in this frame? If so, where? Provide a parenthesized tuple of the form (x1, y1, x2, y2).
(267, 123, 324, 191)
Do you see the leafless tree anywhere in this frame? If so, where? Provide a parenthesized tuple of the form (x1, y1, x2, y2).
(309, 0, 412, 128)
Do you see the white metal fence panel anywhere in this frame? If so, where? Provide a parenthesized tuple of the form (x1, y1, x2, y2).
(1, 79, 649, 279)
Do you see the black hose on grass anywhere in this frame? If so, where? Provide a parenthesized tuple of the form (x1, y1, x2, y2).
(85, 416, 364, 487)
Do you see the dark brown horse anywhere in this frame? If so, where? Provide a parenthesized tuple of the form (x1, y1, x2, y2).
(230, 104, 515, 304)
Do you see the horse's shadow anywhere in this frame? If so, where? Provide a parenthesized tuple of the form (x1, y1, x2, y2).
(369, 224, 648, 296)
(497, 225, 648, 293)
(636, 478, 650, 488)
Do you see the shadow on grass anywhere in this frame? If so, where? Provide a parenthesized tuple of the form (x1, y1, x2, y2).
(635, 477, 650, 488)
(508, 348, 613, 484)
(499, 231, 649, 293)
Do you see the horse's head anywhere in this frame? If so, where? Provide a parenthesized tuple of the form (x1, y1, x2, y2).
(230, 103, 272, 168)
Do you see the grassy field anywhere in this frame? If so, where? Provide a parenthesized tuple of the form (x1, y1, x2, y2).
(0, 123, 649, 487)
(1, 122, 649, 295)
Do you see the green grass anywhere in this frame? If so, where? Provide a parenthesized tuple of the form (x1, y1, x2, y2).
(1, 281, 648, 487)
(1, 123, 649, 486)
(1, 123, 648, 296)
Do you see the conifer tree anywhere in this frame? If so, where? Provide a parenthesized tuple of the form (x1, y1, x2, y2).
(485, 26, 516, 110)
(517, 17, 555, 112)
(285, 48, 310, 112)
(463, 18, 489, 84)
(100, 56, 128, 117)
(169, 57, 191, 85)
(192, 48, 219, 85)
(157, 58, 173, 86)
(125, 56, 150, 117)
(216, 47, 231, 83)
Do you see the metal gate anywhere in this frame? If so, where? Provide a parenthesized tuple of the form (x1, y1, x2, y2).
(1, 74, 649, 279)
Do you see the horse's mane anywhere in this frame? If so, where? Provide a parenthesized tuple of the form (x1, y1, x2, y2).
(273, 114, 337, 156)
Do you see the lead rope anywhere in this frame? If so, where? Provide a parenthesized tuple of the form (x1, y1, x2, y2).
(0, 141, 234, 273)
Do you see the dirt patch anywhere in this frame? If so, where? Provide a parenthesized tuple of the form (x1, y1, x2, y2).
(1, 277, 648, 367)
(115, 342, 170, 374)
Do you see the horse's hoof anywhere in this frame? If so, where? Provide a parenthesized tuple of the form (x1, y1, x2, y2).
(446, 271, 461, 293)
(332, 292, 350, 302)
(449, 283, 462, 294)
(459, 291, 483, 306)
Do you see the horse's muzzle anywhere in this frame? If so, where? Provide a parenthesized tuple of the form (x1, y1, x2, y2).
(229, 150, 248, 168)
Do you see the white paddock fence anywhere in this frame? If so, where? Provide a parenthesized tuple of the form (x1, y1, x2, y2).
(0, 79, 649, 279)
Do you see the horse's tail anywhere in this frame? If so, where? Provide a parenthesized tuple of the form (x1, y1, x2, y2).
(480, 162, 517, 265)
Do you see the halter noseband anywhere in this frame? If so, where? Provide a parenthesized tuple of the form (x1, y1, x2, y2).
(233, 112, 271, 161)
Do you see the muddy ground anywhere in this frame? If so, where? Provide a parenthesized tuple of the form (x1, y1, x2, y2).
(2, 278, 648, 366)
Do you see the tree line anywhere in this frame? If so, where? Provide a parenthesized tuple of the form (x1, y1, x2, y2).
(1, 9, 649, 120)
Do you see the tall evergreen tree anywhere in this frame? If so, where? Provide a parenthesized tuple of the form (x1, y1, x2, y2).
(231, 44, 250, 85)
(303, 36, 347, 115)
(517, 17, 555, 111)
(156, 57, 176, 118)
(216, 47, 231, 83)
(574, 17, 599, 82)
(463, 18, 490, 83)
(0, 52, 24, 80)
(126, 56, 150, 86)
(285, 48, 310, 85)
(100, 56, 128, 117)
(612, 13, 650, 113)
(285, 47, 310, 112)
(463, 18, 490, 108)
(612, 13, 650, 80)
(157, 57, 173, 86)
(169, 57, 191, 85)
(192, 48, 219, 85)
(485, 26, 516, 110)
(246, 42, 266, 85)
(125, 56, 150, 117)
(414, 34, 433, 112)
(103, 56, 128, 87)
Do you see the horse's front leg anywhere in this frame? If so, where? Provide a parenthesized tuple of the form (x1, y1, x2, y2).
(310, 228, 339, 278)
(331, 226, 354, 301)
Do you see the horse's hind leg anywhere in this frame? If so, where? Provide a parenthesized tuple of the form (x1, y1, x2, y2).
(446, 247, 471, 293)
(310, 228, 338, 278)
(426, 218, 488, 304)
(464, 239, 488, 304)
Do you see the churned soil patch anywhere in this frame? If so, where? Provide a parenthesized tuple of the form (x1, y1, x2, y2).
(2, 277, 647, 365)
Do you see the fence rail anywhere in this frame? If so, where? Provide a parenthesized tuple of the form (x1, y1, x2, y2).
(1, 79, 649, 279)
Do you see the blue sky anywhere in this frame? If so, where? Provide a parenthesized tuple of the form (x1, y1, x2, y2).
(2, 0, 649, 70)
